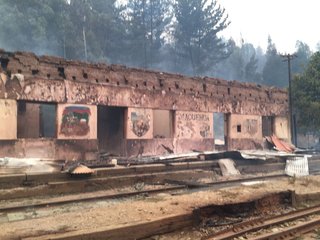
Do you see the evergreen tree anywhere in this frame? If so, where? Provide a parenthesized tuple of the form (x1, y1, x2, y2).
(262, 36, 287, 87)
(0, 0, 68, 56)
(214, 39, 261, 83)
(123, 0, 172, 68)
(122, 0, 148, 67)
(292, 41, 312, 75)
(67, 0, 125, 62)
(147, 0, 173, 68)
(292, 52, 320, 134)
(228, 40, 245, 81)
(173, 0, 231, 75)
(245, 52, 262, 83)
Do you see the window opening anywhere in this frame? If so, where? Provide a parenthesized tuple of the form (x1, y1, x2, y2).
(214, 112, 226, 145)
(153, 110, 173, 138)
(237, 124, 241, 133)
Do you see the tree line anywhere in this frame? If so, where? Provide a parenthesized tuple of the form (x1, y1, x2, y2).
(0, 0, 319, 135)
(0, 0, 314, 87)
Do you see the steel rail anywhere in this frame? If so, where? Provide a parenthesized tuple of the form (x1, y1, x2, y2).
(0, 185, 186, 213)
(204, 204, 320, 240)
(0, 174, 287, 213)
(250, 216, 320, 240)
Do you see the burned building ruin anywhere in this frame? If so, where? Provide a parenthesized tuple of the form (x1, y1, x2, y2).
(0, 50, 290, 161)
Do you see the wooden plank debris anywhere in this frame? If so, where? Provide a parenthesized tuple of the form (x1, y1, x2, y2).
(164, 179, 210, 188)
(218, 159, 241, 176)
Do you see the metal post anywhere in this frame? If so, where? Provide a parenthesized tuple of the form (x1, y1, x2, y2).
(280, 53, 297, 145)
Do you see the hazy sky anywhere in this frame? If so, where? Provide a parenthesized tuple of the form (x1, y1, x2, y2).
(218, 0, 320, 53)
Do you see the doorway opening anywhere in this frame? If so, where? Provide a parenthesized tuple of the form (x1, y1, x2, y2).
(262, 116, 274, 137)
(97, 106, 125, 155)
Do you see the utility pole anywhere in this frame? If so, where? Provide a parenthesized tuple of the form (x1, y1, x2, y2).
(280, 53, 297, 145)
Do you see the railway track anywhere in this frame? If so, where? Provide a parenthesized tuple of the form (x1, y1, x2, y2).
(0, 157, 296, 201)
(2, 173, 320, 240)
(0, 174, 287, 213)
(0, 159, 288, 189)
(0, 185, 185, 213)
(203, 203, 320, 240)
(1, 157, 319, 240)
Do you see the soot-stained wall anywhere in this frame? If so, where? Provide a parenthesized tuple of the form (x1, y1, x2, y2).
(274, 116, 290, 141)
(175, 111, 213, 139)
(0, 50, 288, 116)
(0, 50, 290, 159)
(0, 99, 17, 140)
(228, 114, 264, 150)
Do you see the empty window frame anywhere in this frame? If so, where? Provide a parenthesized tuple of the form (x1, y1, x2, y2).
(214, 112, 226, 145)
(40, 103, 57, 138)
(17, 101, 57, 138)
(262, 116, 274, 136)
(153, 110, 173, 138)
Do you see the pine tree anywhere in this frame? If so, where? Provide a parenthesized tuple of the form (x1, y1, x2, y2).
(67, 0, 125, 62)
(262, 36, 287, 87)
(123, 0, 172, 68)
(173, 0, 231, 76)
(214, 40, 261, 83)
(292, 41, 312, 75)
(293, 52, 320, 134)
(0, 0, 68, 56)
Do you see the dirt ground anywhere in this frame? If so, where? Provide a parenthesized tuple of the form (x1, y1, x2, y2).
(1, 175, 320, 239)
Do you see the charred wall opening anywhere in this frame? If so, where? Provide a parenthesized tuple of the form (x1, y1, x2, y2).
(40, 103, 57, 138)
(224, 113, 231, 149)
(17, 101, 57, 138)
(214, 112, 226, 146)
(153, 110, 174, 138)
(98, 106, 125, 155)
(262, 116, 274, 137)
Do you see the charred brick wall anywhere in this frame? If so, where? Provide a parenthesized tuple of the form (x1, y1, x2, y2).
(0, 50, 289, 158)
(0, 50, 288, 115)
